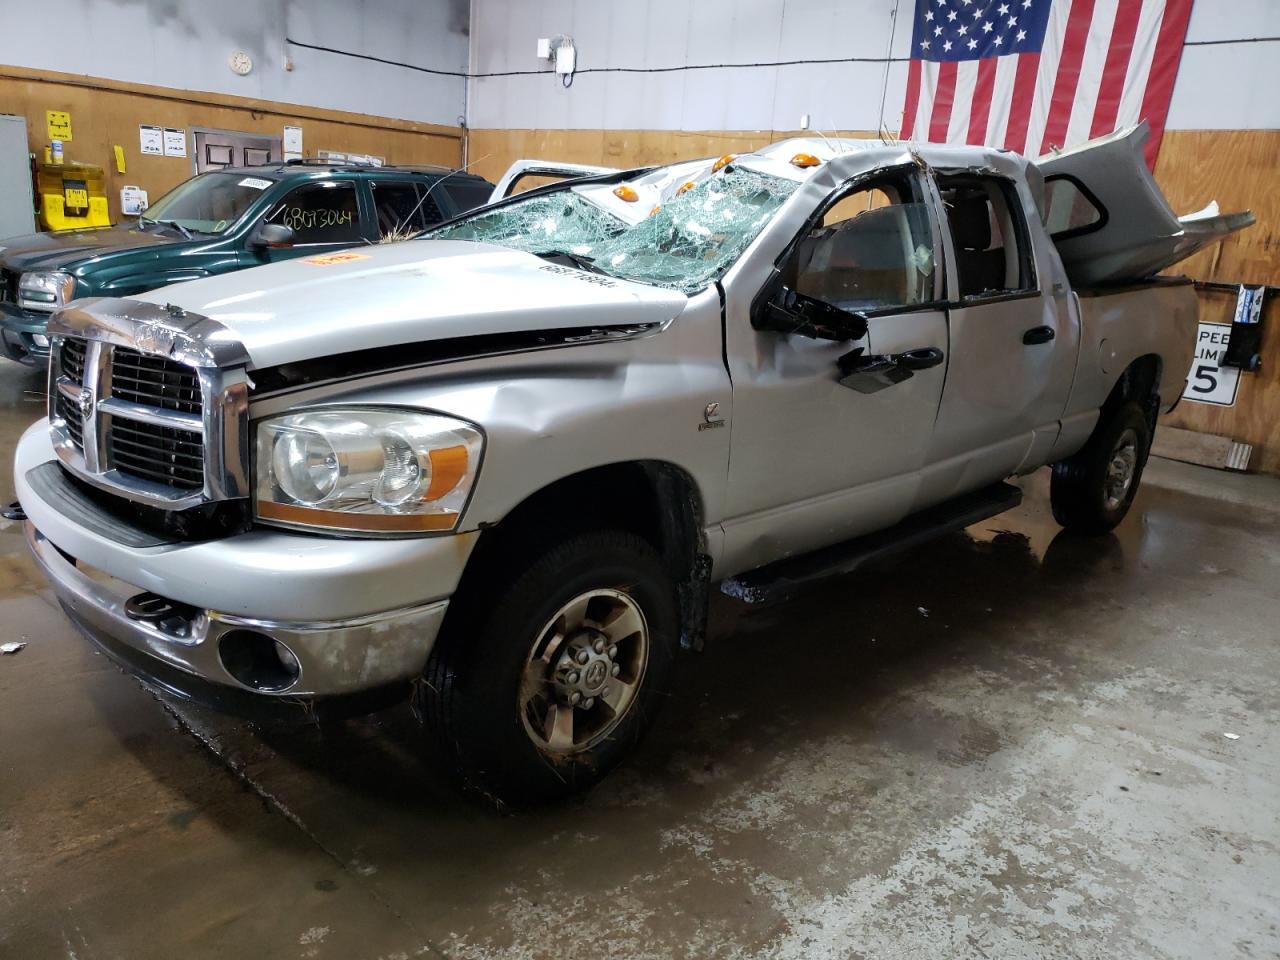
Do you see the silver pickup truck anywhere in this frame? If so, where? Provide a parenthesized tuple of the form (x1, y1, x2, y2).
(11, 124, 1250, 803)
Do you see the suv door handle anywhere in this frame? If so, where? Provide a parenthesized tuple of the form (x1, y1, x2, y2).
(1022, 325, 1056, 345)
(894, 346, 945, 370)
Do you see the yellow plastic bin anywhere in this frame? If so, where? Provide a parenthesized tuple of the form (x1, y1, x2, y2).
(37, 160, 110, 230)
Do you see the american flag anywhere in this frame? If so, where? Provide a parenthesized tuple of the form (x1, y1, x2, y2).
(899, 0, 1194, 167)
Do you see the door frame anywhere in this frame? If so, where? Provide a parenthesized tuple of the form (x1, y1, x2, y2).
(189, 127, 283, 176)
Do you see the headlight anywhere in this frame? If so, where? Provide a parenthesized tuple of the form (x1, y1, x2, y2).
(18, 271, 76, 312)
(255, 408, 483, 535)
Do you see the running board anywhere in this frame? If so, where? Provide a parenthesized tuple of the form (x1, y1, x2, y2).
(720, 482, 1023, 604)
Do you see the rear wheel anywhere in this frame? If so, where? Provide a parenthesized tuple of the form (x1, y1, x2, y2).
(421, 529, 678, 806)
(1050, 400, 1151, 534)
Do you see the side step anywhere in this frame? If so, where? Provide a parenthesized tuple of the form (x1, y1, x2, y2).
(720, 482, 1023, 604)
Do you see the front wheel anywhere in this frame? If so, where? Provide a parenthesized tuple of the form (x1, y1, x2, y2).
(421, 530, 679, 806)
(1050, 400, 1151, 535)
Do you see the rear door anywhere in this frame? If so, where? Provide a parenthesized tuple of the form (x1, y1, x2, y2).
(369, 180, 449, 239)
(924, 172, 1076, 497)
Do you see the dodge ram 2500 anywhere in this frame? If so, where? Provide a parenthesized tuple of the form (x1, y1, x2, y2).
(11, 123, 1251, 803)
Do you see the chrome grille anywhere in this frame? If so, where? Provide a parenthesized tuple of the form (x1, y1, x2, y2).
(55, 392, 84, 448)
(110, 419, 205, 490)
(47, 301, 250, 510)
(0, 268, 18, 304)
(110, 347, 202, 414)
(60, 336, 87, 384)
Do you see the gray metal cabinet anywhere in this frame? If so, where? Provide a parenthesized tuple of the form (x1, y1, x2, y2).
(0, 115, 35, 242)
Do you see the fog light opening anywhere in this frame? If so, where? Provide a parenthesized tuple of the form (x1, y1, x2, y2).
(218, 630, 301, 692)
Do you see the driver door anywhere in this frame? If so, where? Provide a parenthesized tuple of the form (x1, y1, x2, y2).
(246, 179, 367, 264)
(720, 171, 950, 575)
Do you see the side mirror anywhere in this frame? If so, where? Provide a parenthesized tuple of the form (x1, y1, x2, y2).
(753, 282, 868, 342)
(249, 223, 295, 250)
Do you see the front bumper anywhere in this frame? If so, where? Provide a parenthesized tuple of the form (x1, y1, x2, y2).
(15, 421, 478, 700)
(0, 302, 52, 364)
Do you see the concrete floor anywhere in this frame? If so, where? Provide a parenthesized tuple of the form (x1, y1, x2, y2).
(1, 357, 1278, 960)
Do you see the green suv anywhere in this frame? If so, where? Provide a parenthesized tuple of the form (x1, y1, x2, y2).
(0, 161, 494, 364)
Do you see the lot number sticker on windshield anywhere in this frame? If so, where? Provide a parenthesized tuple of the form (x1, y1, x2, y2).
(1183, 321, 1239, 407)
(238, 177, 272, 190)
(302, 251, 371, 266)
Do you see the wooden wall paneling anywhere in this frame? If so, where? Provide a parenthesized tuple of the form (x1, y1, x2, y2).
(0, 67, 462, 222)
(1154, 130, 1280, 474)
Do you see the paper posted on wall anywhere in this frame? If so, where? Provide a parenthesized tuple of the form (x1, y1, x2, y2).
(284, 125, 303, 162)
(139, 125, 163, 156)
(163, 128, 186, 158)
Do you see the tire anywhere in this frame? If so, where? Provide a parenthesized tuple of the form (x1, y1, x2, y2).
(1050, 400, 1151, 535)
(421, 529, 679, 806)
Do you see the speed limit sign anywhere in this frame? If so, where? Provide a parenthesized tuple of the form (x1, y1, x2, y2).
(1183, 321, 1240, 407)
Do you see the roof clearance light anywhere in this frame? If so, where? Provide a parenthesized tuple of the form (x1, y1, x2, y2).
(790, 153, 821, 168)
(613, 185, 639, 202)
(712, 154, 736, 173)
(648, 205, 662, 217)
(676, 181, 697, 196)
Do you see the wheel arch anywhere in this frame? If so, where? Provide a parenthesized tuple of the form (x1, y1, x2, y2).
(1103, 353, 1162, 431)
(451, 460, 713, 650)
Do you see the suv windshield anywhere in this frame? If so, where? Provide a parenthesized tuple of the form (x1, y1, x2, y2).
(140, 172, 275, 234)
(425, 164, 800, 293)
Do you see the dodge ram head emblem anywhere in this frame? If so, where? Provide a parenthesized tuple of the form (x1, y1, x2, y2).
(76, 387, 94, 419)
(699, 401, 725, 431)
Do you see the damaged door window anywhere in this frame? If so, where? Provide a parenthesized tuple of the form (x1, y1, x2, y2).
(937, 175, 1036, 298)
(792, 182, 936, 314)
(425, 165, 801, 293)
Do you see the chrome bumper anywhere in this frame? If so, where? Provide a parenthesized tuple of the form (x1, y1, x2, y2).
(26, 522, 449, 697)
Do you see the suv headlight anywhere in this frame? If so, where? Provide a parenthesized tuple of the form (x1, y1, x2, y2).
(255, 408, 484, 535)
(18, 271, 77, 312)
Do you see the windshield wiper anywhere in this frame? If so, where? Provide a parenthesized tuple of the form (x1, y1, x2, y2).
(138, 215, 193, 239)
(532, 249, 608, 276)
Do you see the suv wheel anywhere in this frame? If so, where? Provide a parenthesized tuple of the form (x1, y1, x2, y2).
(421, 530, 678, 806)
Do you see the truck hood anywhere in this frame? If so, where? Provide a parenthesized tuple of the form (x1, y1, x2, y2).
(0, 223, 186, 272)
(131, 240, 688, 369)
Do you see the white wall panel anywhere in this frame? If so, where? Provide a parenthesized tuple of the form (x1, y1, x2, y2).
(469, 0, 1279, 132)
(0, 0, 468, 127)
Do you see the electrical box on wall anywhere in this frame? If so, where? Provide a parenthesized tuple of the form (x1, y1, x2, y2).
(555, 43, 576, 76)
(536, 38, 552, 60)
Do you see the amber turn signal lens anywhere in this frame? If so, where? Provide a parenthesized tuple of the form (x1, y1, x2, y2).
(676, 181, 697, 196)
(613, 185, 639, 202)
(790, 153, 821, 168)
(425, 445, 469, 501)
(648, 205, 662, 217)
(712, 154, 736, 172)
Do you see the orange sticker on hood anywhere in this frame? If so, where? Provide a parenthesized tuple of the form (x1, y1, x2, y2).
(303, 251, 371, 266)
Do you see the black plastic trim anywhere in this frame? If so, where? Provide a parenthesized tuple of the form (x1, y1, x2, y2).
(721, 481, 1023, 604)
(26, 461, 173, 548)
(249, 322, 662, 397)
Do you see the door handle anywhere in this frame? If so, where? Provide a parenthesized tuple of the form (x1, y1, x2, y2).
(894, 346, 945, 370)
(1022, 325, 1056, 345)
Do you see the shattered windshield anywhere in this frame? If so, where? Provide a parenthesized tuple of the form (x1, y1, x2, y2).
(426, 165, 800, 293)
